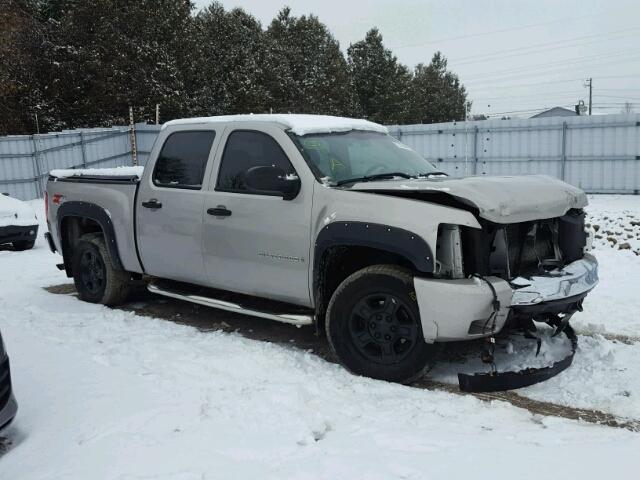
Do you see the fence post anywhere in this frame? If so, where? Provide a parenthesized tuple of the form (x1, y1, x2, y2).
(80, 131, 87, 168)
(129, 106, 138, 166)
(472, 126, 479, 175)
(31, 135, 43, 198)
(560, 121, 568, 181)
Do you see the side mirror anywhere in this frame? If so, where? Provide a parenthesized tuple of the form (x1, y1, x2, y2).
(244, 165, 301, 200)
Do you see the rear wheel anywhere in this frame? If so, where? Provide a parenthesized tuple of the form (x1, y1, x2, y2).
(72, 233, 132, 306)
(325, 265, 437, 384)
(12, 240, 35, 251)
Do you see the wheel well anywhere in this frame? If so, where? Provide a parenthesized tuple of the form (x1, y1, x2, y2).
(60, 216, 104, 276)
(314, 245, 417, 331)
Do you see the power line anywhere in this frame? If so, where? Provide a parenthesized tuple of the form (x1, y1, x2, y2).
(450, 27, 640, 66)
(596, 94, 640, 101)
(473, 90, 585, 101)
(598, 87, 640, 92)
(390, 12, 606, 49)
(463, 49, 640, 82)
(464, 62, 640, 87)
(462, 75, 639, 97)
(469, 78, 586, 91)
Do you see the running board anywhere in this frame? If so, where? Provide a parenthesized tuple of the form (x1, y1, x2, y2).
(147, 282, 314, 326)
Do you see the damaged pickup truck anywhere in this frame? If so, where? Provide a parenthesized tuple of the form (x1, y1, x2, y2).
(44, 114, 597, 390)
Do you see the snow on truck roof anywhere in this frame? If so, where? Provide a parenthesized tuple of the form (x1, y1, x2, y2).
(162, 114, 388, 136)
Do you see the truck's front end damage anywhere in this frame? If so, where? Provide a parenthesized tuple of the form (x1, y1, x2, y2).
(349, 174, 598, 390)
(414, 207, 597, 391)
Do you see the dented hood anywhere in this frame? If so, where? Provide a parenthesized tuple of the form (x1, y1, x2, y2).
(349, 175, 587, 223)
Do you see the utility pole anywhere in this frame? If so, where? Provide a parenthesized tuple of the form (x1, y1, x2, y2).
(155, 103, 160, 125)
(585, 78, 593, 115)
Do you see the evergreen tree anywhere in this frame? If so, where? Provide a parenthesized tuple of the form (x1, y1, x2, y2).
(265, 7, 357, 116)
(187, 3, 271, 116)
(409, 52, 468, 124)
(37, 0, 193, 129)
(347, 28, 412, 124)
(0, 1, 470, 134)
(0, 0, 47, 135)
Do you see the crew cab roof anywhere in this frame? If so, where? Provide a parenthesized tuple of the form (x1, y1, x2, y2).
(161, 114, 388, 136)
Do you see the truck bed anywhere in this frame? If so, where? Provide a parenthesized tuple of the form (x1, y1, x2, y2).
(47, 167, 145, 274)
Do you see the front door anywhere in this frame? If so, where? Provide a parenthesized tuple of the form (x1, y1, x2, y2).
(202, 126, 313, 306)
(137, 128, 219, 284)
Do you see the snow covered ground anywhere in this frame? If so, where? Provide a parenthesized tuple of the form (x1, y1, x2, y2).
(1, 196, 640, 479)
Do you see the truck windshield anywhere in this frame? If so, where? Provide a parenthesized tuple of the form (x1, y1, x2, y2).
(291, 130, 440, 185)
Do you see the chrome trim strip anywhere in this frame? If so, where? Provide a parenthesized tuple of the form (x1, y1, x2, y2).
(511, 254, 599, 306)
(147, 283, 314, 326)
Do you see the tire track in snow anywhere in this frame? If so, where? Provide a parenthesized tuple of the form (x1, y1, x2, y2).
(414, 380, 640, 432)
(45, 284, 640, 432)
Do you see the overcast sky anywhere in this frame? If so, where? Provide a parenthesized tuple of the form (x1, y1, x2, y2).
(193, 0, 640, 117)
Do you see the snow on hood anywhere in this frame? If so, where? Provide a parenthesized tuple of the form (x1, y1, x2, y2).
(49, 166, 145, 179)
(350, 175, 588, 224)
(0, 194, 38, 227)
(162, 114, 388, 136)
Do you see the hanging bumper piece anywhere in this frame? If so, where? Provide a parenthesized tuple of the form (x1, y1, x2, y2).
(457, 321, 578, 393)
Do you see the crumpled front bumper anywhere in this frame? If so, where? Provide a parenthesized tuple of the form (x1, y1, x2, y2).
(510, 253, 598, 307)
(414, 254, 599, 342)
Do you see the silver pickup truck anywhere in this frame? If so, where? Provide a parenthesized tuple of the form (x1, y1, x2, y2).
(45, 114, 598, 386)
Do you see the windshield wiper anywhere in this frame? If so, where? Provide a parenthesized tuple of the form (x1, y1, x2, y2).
(416, 171, 449, 178)
(335, 172, 413, 186)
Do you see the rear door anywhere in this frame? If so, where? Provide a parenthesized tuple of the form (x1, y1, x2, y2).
(202, 125, 313, 306)
(137, 126, 220, 284)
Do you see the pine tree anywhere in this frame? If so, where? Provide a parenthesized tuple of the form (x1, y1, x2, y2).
(0, 0, 47, 135)
(37, 0, 193, 129)
(347, 28, 412, 124)
(409, 52, 468, 124)
(265, 7, 357, 116)
(187, 3, 272, 116)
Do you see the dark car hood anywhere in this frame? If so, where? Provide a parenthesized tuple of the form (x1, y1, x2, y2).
(348, 175, 588, 223)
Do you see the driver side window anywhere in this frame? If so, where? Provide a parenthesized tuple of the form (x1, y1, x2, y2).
(216, 130, 296, 193)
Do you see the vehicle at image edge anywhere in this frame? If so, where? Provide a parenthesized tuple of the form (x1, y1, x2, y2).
(44, 114, 598, 385)
(0, 193, 38, 250)
(0, 325, 17, 431)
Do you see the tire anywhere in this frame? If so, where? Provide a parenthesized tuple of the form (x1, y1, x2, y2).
(325, 265, 437, 384)
(71, 233, 132, 306)
(12, 240, 35, 251)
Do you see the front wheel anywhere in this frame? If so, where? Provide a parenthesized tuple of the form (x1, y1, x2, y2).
(71, 233, 132, 306)
(325, 265, 437, 384)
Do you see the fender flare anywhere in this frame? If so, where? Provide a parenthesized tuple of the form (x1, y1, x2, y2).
(313, 222, 434, 314)
(314, 222, 434, 275)
(57, 201, 124, 270)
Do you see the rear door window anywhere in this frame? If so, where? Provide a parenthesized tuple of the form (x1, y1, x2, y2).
(153, 131, 216, 189)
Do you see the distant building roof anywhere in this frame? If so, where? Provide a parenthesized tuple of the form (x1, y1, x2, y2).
(530, 107, 578, 118)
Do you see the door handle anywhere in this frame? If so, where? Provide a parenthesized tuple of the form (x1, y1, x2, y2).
(141, 199, 162, 209)
(207, 206, 232, 217)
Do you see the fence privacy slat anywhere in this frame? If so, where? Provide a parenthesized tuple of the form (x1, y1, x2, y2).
(1, 114, 639, 200)
(388, 113, 640, 194)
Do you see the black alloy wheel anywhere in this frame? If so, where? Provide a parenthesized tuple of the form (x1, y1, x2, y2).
(348, 293, 419, 365)
(79, 248, 106, 295)
(325, 265, 437, 384)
